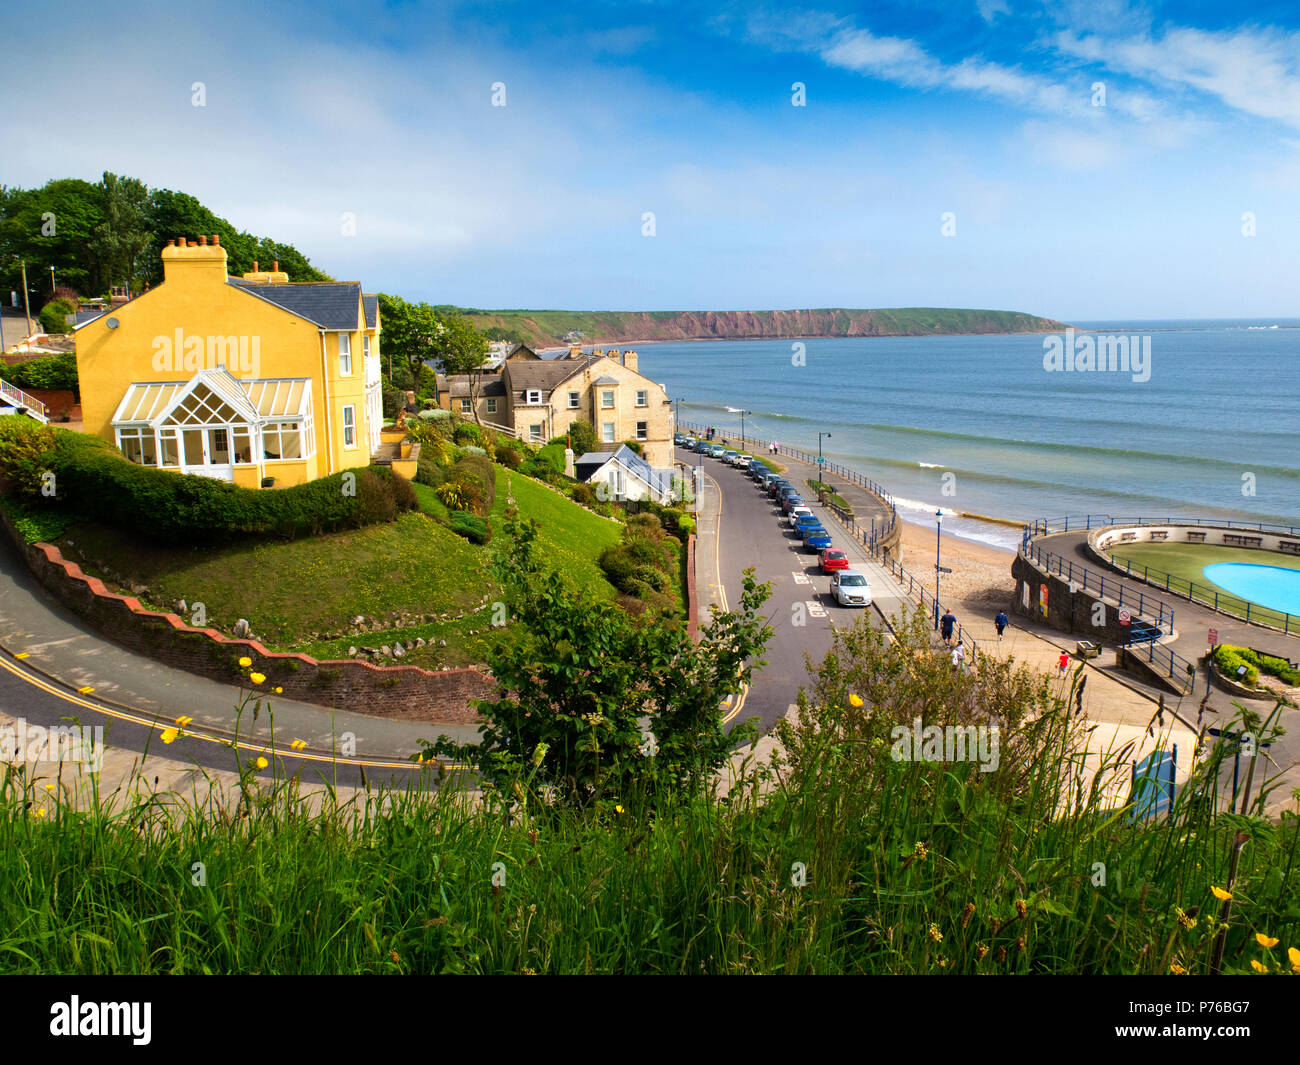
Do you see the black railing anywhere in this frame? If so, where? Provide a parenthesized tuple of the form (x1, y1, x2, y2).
(1021, 538, 1178, 632)
(1024, 515, 1300, 634)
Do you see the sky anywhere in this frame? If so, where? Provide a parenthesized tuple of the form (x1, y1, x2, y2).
(5, 0, 1300, 319)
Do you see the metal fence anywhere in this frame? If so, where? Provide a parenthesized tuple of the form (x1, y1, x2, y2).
(1021, 538, 1178, 631)
(1025, 514, 1300, 539)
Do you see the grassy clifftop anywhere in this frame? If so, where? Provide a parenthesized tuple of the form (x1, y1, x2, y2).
(464, 307, 1070, 348)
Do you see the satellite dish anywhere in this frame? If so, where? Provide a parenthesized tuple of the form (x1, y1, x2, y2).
(106, 317, 119, 329)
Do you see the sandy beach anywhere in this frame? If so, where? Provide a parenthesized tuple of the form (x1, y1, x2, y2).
(896, 518, 1018, 623)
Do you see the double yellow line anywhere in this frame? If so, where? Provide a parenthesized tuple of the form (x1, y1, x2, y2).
(0, 652, 432, 772)
(698, 466, 749, 725)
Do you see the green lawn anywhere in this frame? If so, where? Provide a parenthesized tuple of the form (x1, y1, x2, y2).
(51, 463, 624, 669)
(1106, 542, 1300, 628)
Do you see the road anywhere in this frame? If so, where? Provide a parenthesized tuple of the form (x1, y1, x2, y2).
(682, 448, 890, 735)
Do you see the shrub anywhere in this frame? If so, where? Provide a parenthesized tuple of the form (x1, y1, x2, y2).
(570, 482, 596, 506)
(461, 445, 487, 456)
(449, 454, 496, 513)
(449, 510, 490, 544)
(37, 298, 75, 335)
(26, 427, 414, 543)
(1212, 645, 1259, 687)
(435, 480, 472, 511)
(454, 422, 484, 447)
(550, 419, 597, 457)
(4, 351, 79, 395)
(381, 382, 408, 418)
(496, 446, 521, 470)
(677, 514, 696, 536)
(0, 417, 58, 496)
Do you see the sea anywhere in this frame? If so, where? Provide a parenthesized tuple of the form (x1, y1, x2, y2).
(632, 320, 1300, 552)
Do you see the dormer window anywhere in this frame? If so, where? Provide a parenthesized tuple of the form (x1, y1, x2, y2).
(525, 389, 542, 405)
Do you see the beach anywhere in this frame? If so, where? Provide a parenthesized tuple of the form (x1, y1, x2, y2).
(896, 517, 1017, 623)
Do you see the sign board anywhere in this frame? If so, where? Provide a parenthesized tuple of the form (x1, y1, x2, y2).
(1129, 745, 1176, 823)
(1039, 583, 1049, 618)
(816, 456, 825, 465)
(1118, 608, 1131, 626)
(1208, 628, 1218, 646)
(936, 566, 953, 574)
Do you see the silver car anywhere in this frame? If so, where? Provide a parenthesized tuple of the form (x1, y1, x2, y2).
(830, 569, 872, 607)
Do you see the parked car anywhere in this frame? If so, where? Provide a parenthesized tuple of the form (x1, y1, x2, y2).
(830, 569, 872, 607)
(801, 525, 833, 551)
(706, 444, 726, 458)
(793, 513, 823, 533)
(761, 472, 783, 491)
(820, 548, 849, 573)
(780, 493, 805, 514)
(788, 505, 814, 527)
(768, 478, 791, 496)
(674, 433, 687, 446)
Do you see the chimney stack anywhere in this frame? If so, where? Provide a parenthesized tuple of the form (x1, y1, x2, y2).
(251, 261, 259, 273)
(272, 260, 279, 272)
(211, 234, 220, 246)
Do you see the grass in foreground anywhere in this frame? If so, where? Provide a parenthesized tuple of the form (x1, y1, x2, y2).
(1107, 542, 1300, 629)
(2, 610, 1296, 975)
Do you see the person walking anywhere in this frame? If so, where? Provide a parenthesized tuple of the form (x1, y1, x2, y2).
(994, 610, 1008, 641)
(952, 644, 965, 671)
(773, 441, 780, 455)
(939, 609, 956, 646)
(1057, 651, 1070, 677)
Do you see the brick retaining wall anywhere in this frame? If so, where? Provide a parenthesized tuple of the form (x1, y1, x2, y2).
(2, 513, 493, 724)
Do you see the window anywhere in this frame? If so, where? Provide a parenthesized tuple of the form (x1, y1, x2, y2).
(486, 397, 498, 414)
(602, 421, 615, 443)
(635, 389, 647, 407)
(601, 389, 615, 409)
(460, 398, 472, 414)
(529, 424, 543, 442)
(339, 334, 352, 376)
(636, 420, 648, 441)
(526, 389, 542, 405)
(263, 421, 307, 461)
(117, 428, 158, 466)
(568, 391, 580, 409)
(342, 405, 356, 449)
(363, 335, 371, 359)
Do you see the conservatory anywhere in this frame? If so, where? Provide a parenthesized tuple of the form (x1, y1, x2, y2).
(110, 368, 315, 484)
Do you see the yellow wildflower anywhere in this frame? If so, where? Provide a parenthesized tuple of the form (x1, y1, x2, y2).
(238, 656, 252, 667)
(848, 693, 864, 707)
(1210, 886, 1232, 902)
(1176, 908, 1197, 931)
(615, 804, 625, 814)
(1169, 960, 1187, 975)
(274, 686, 283, 694)
(928, 924, 943, 942)
(975, 943, 989, 960)
(1250, 960, 1267, 973)
(249, 672, 266, 685)
(1290, 947, 1300, 974)
(161, 728, 178, 744)
(255, 756, 268, 770)
(1256, 933, 1278, 949)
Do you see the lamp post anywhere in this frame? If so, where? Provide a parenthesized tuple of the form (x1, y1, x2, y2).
(674, 397, 685, 437)
(818, 431, 832, 483)
(739, 410, 752, 453)
(934, 508, 943, 630)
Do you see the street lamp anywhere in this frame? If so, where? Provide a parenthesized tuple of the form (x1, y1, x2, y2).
(818, 432, 832, 483)
(739, 410, 752, 453)
(674, 397, 684, 436)
(934, 509, 943, 630)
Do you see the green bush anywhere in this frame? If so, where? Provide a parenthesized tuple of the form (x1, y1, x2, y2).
(1212, 645, 1259, 687)
(598, 512, 681, 613)
(461, 445, 487, 456)
(550, 419, 597, 457)
(4, 351, 79, 395)
(449, 510, 490, 544)
(37, 299, 75, 335)
(1225, 645, 1300, 686)
(0, 417, 58, 496)
(449, 453, 496, 513)
(25, 427, 414, 544)
(381, 382, 407, 418)
(495, 446, 521, 470)
(453, 422, 484, 447)
(570, 482, 596, 506)
(677, 514, 696, 536)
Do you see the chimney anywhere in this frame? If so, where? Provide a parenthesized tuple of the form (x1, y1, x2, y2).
(160, 234, 230, 286)
(272, 260, 279, 272)
(211, 234, 220, 246)
(166, 239, 175, 247)
(251, 261, 259, 273)
(198, 235, 207, 245)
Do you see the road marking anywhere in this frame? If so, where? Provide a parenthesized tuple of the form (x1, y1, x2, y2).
(806, 600, 828, 619)
(76, 685, 95, 694)
(0, 653, 452, 772)
(792, 572, 811, 585)
(14, 652, 29, 659)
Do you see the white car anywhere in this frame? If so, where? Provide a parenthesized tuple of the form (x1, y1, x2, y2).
(788, 505, 814, 527)
(830, 569, 872, 607)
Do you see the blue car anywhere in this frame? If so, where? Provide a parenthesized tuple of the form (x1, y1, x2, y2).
(793, 513, 823, 534)
(801, 524, 832, 551)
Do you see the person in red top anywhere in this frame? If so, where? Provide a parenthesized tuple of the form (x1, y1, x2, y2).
(1057, 652, 1070, 676)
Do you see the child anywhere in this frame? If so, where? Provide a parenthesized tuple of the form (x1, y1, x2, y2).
(952, 645, 965, 670)
(1057, 651, 1070, 676)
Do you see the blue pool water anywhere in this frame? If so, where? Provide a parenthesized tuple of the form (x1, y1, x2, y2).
(1201, 563, 1300, 615)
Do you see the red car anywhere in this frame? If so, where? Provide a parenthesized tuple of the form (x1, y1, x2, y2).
(820, 548, 849, 573)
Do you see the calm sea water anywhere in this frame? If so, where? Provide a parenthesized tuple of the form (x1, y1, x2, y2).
(634, 320, 1300, 551)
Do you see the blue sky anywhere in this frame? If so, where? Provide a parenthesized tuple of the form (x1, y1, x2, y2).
(7, 0, 1300, 318)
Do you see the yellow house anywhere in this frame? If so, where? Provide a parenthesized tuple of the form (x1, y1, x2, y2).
(75, 235, 385, 488)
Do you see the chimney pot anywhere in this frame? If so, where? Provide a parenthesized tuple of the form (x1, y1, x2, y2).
(211, 234, 220, 246)
(252, 261, 259, 272)
(166, 239, 175, 247)
(199, 235, 207, 245)
(272, 260, 279, 272)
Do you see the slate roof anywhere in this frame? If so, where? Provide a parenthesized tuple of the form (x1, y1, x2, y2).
(363, 294, 378, 329)
(577, 445, 675, 499)
(229, 279, 363, 330)
(439, 373, 506, 397)
(503, 354, 601, 398)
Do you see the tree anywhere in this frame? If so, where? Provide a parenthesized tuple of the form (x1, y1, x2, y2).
(89, 172, 151, 295)
(423, 512, 772, 804)
(376, 293, 444, 399)
(552, 418, 597, 456)
(432, 311, 490, 423)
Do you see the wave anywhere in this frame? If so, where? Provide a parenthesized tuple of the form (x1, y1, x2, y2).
(918, 461, 944, 468)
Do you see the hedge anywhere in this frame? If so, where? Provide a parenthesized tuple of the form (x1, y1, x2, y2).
(11, 425, 415, 544)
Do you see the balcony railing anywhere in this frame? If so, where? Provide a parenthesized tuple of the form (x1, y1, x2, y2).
(0, 378, 48, 422)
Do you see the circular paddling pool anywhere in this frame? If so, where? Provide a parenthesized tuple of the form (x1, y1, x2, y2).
(1202, 562, 1300, 616)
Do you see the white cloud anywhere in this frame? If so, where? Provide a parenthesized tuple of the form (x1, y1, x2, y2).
(976, 0, 1011, 24)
